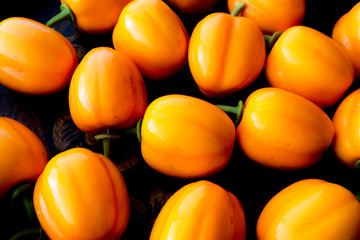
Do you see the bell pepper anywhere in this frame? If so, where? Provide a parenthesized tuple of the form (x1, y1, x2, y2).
(332, 88, 360, 168)
(68, 46, 147, 135)
(0, 117, 48, 200)
(166, 0, 218, 14)
(188, 3, 265, 97)
(236, 87, 334, 170)
(265, 25, 354, 107)
(227, 0, 306, 34)
(150, 180, 246, 240)
(0, 17, 78, 95)
(46, 0, 133, 34)
(112, 0, 189, 80)
(257, 179, 360, 240)
(332, 2, 360, 78)
(140, 94, 236, 178)
(33, 147, 130, 240)
(68, 46, 148, 158)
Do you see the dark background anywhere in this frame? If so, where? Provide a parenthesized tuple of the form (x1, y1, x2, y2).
(0, 1, 359, 239)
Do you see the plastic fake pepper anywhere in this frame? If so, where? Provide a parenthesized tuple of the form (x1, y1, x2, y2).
(256, 179, 360, 240)
(188, 3, 265, 97)
(33, 147, 130, 240)
(332, 2, 360, 78)
(265, 25, 354, 108)
(46, 0, 133, 34)
(150, 180, 246, 240)
(0, 17, 78, 95)
(68, 46, 148, 135)
(0, 117, 48, 200)
(112, 0, 189, 80)
(140, 94, 236, 178)
(236, 87, 334, 170)
(166, 0, 218, 14)
(332, 88, 360, 168)
(227, 0, 305, 34)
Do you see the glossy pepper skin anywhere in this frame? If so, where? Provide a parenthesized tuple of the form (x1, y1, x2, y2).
(227, 0, 305, 34)
(0, 17, 78, 95)
(188, 10, 265, 97)
(257, 179, 360, 240)
(332, 88, 360, 168)
(33, 147, 130, 240)
(150, 180, 246, 240)
(141, 94, 236, 178)
(0, 117, 48, 200)
(166, 0, 218, 14)
(68, 47, 148, 134)
(265, 26, 354, 108)
(237, 87, 334, 170)
(332, 2, 360, 78)
(59, 0, 132, 33)
(112, 0, 189, 80)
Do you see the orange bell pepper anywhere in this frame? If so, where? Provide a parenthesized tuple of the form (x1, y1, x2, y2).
(0, 17, 78, 95)
(236, 87, 334, 170)
(227, 0, 305, 34)
(188, 3, 265, 97)
(68, 46, 147, 135)
(46, 0, 133, 34)
(112, 0, 189, 80)
(150, 180, 246, 240)
(166, 0, 218, 14)
(33, 147, 130, 240)
(332, 88, 360, 168)
(265, 25, 354, 107)
(0, 117, 48, 200)
(140, 94, 236, 178)
(332, 2, 360, 78)
(257, 179, 360, 240)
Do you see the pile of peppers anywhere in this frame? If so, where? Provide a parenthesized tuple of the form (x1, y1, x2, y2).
(0, 0, 360, 239)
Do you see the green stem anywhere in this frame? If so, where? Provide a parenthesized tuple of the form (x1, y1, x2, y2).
(355, 193, 360, 202)
(22, 197, 36, 223)
(264, 31, 281, 52)
(46, 3, 75, 28)
(94, 119, 143, 157)
(124, 118, 142, 142)
(94, 129, 122, 158)
(11, 183, 36, 223)
(216, 100, 243, 126)
(9, 227, 42, 240)
(231, 2, 246, 16)
(11, 183, 33, 203)
(355, 159, 360, 169)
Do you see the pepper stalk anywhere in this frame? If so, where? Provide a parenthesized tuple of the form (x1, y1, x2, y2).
(9, 183, 45, 240)
(124, 118, 142, 143)
(355, 160, 360, 169)
(230, 2, 281, 51)
(46, 3, 75, 28)
(216, 100, 243, 126)
(94, 129, 122, 159)
(94, 119, 142, 158)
